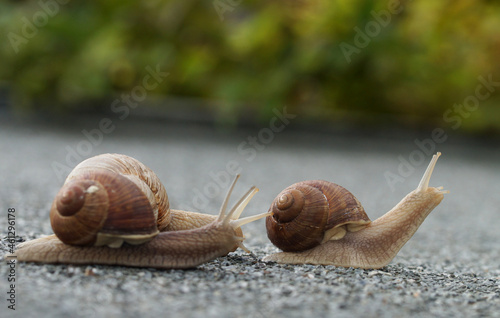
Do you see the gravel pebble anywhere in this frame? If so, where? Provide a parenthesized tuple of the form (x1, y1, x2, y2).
(1, 115, 499, 318)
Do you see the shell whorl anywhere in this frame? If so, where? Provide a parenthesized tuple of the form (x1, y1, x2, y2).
(266, 180, 371, 252)
(273, 189, 305, 223)
(266, 183, 329, 252)
(66, 153, 171, 230)
(56, 180, 87, 216)
(50, 179, 110, 246)
(50, 153, 170, 247)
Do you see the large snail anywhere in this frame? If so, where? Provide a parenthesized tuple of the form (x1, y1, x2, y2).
(264, 152, 447, 269)
(12, 154, 270, 269)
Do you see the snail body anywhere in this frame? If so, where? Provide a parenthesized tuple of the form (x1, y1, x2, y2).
(13, 154, 269, 269)
(264, 152, 447, 269)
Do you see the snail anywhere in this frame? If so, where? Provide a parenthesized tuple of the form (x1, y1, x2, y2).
(11, 154, 270, 269)
(264, 152, 447, 269)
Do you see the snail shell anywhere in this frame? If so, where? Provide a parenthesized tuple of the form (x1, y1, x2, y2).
(50, 153, 170, 248)
(266, 180, 371, 252)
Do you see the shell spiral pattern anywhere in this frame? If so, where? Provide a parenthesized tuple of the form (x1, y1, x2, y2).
(266, 180, 371, 252)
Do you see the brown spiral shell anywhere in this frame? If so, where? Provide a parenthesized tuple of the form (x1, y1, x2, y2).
(266, 180, 371, 252)
(50, 153, 171, 247)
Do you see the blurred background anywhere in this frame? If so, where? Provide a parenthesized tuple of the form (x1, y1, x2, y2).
(1, 4, 500, 317)
(1, 0, 499, 134)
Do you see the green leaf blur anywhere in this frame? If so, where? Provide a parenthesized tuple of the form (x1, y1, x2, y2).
(1, 0, 499, 133)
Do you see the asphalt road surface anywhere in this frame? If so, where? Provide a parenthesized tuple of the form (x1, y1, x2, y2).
(1, 112, 499, 318)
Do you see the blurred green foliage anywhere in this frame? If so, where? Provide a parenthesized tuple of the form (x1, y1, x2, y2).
(1, 0, 499, 133)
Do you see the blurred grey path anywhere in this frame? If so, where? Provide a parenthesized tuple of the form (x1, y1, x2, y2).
(1, 113, 499, 318)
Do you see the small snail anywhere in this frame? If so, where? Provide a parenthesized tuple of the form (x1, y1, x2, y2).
(264, 152, 447, 269)
(12, 154, 270, 268)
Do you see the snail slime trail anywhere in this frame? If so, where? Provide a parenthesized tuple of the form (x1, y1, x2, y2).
(6, 208, 17, 311)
